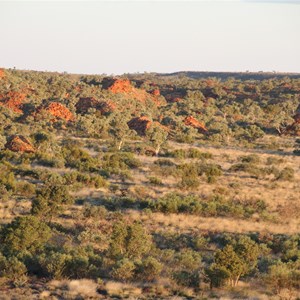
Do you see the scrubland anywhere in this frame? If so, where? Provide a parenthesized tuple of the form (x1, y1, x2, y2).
(0, 68, 299, 299)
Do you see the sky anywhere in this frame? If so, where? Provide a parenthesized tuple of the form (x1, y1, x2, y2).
(0, 1, 299, 75)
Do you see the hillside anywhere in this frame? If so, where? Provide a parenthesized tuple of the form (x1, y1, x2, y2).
(0, 68, 299, 299)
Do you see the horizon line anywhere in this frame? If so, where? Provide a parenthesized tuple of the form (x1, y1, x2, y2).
(2, 67, 300, 76)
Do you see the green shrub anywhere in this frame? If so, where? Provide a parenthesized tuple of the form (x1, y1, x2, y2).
(82, 204, 107, 219)
(137, 256, 162, 282)
(240, 154, 260, 164)
(266, 156, 284, 165)
(0, 216, 52, 255)
(166, 148, 212, 160)
(178, 164, 200, 190)
(229, 162, 266, 178)
(264, 262, 300, 295)
(65, 254, 90, 279)
(111, 258, 135, 282)
(154, 159, 175, 167)
(0, 255, 27, 281)
(198, 163, 223, 183)
(39, 171, 66, 186)
(38, 251, 69, 279)
(146, 193, 267, 219)
(16, 181, 36, 197)
(63, 146, 99, 172)
(148, 176, 163, 186)
(276, 167, 295, 181)
(109, 221, 152, 260)
(0, 164, 16, 191)
(102, 152, 141, 176)
(31, 185, 74, 218)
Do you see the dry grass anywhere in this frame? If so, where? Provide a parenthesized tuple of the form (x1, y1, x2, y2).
(48, 279, 98, 298)
(105, 281, 142, 297)
(127, 210, 300, 235)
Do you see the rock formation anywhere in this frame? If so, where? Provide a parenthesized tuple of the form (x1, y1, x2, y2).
(127, 116, 168, 136)
(75, 97, 116, 115)
(5, 135, 35, 153)
(36, 102, 75, 122)
(184, 116, 208, 133)
(102, 78, 164, 107)
(127, 116, 152, 136)
(0, 91, 26, 114)
(284, 105, 300, 136)
(0, 68, 5, 79)
(151, 89, 160, 96)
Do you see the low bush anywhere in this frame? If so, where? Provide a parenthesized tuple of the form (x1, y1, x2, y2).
(166, 148, 212, 160)
(148, 176, 163, 186)
(102, 152, 141, 176)
(239, 154, 261, 164)
(229, 162, 267, 178)
(178, 164, 200, 190)
(276, 167, 295, 181)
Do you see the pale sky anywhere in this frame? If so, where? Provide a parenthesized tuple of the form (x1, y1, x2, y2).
(0, 1, 299, 75)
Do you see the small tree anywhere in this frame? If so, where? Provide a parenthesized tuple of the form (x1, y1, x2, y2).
(38, 251, 69, 279)
(111, 258, 135, 282)
(126, 222, 152, 259)
(146, 124, 168, 156)
(109, 114, 133, 150)
(109, 221, 128, 258)
(0, 216, 52, 255)
(138, 256, 162, 282)
(0, 255, 27, 281)
(265, 262, 300, 297)
(0, 135, 6, 150)
(178, 164, 200, 190)
(108, 221, 152, 260)
(243, 125, 264, 142)
(31, 185, 74, 220)
(207, 237, 260, 288)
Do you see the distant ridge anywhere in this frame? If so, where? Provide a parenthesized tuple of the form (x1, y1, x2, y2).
(155, 71, 300, 80)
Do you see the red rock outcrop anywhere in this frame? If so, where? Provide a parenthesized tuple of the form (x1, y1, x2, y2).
(294, 107, 300, 124)
(0, 68, 5, 79)
(103, 78, 164, 107)
(75, 97, 100, 114)
(127, 116, 169, 136)
(163, 91, 185, 103)
(107, 79, 134, 95)
(0, 91, 26, 114)
(98, 101, 117, 114)
(284, 105, 300, 136)
(75, 97, 116, 114)
(151, 89, 160, 96)
(184, 116, 208, 133)
(128, 116, 152, 136)
(36, 102, 75, 122)
(5, 135, 35, 153)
